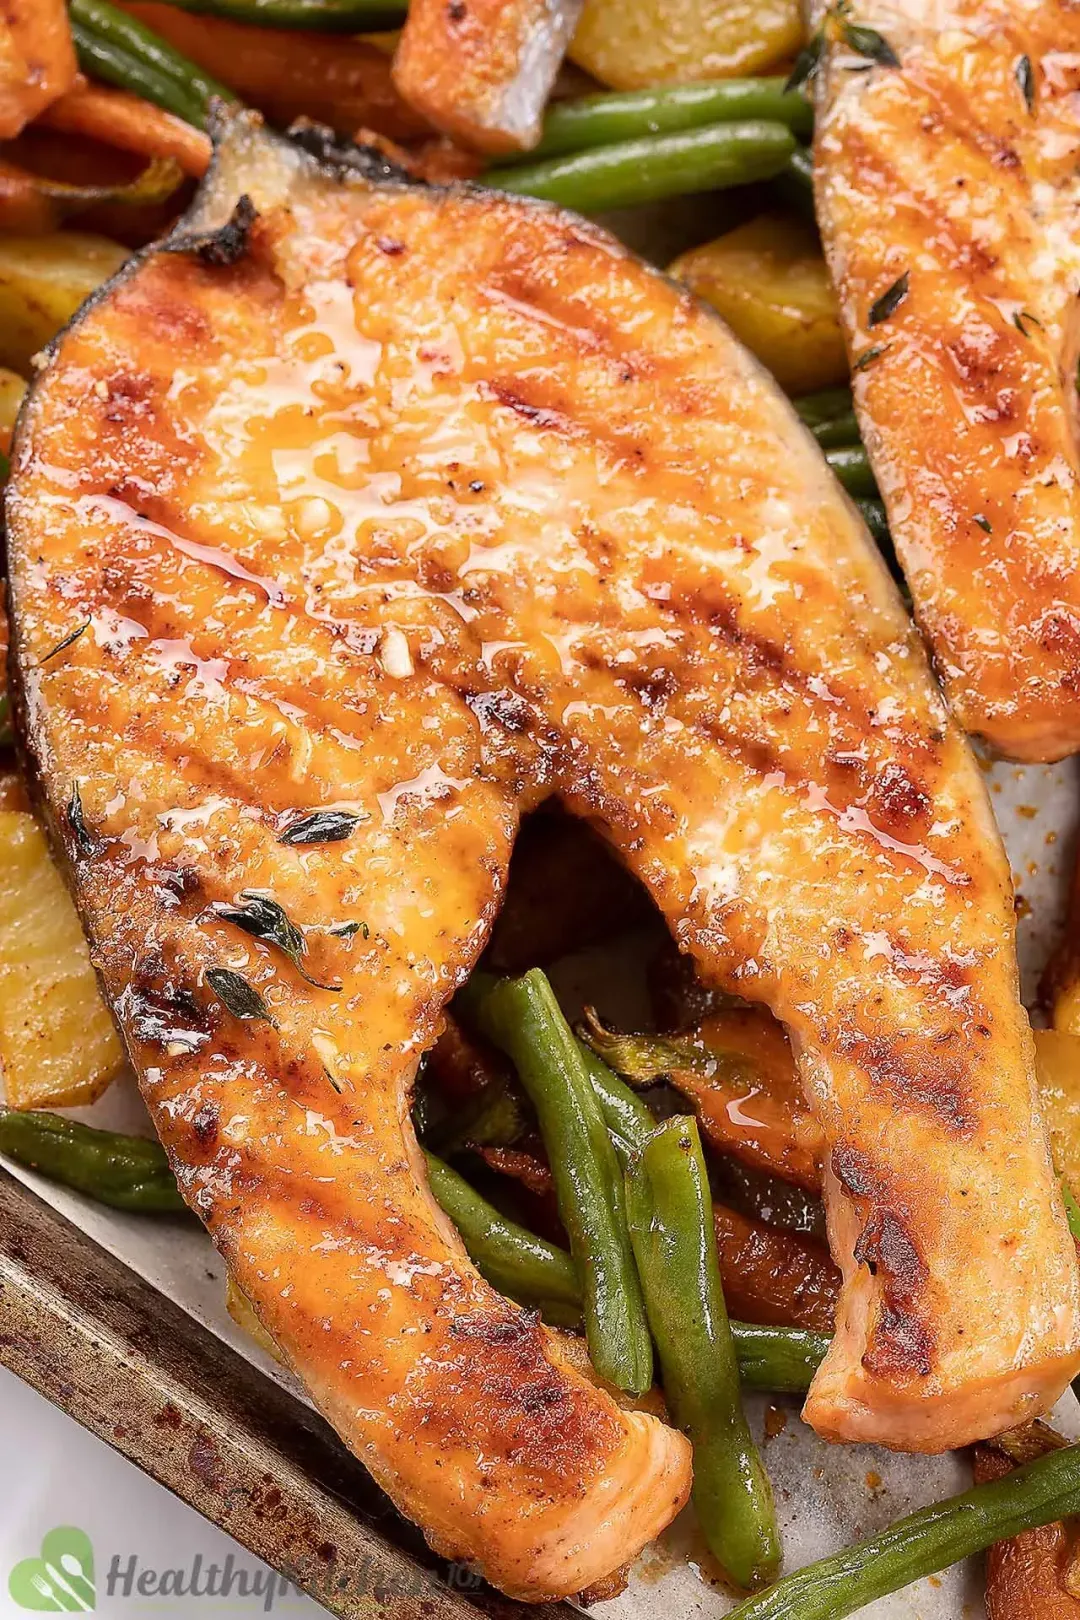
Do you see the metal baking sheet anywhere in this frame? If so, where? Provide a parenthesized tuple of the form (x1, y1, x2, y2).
(3, 752, 1078, 1620)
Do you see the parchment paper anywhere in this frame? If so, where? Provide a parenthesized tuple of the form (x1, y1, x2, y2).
(3, 754, 1079, 1620)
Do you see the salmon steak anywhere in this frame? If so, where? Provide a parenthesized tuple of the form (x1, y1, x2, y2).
(6, 112, 1080, 1597)
(813, 0, 1080, 762)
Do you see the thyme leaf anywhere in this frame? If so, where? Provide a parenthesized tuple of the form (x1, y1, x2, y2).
(206, 967, 276, 1025)
(973, 514, 992, 533)
(785, 28, 825, 91)
(840, 21, 900, 67)
(66, 782, 99, 857)
(330, 920, 369, 939)
(213, 890, 341, 990)
(853, 343, 890, 372)
(0, 692, 11, 748)
(279, 808, 364, 846)
(1013, 309, 1042, 337)
(1016, 54, 1035, 112)
(40, 620, 90, 666)
(868, 271, 909, 327)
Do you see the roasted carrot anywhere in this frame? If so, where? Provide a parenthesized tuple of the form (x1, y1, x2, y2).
(118, 1, 426, 139)
(713, 1203, 839, 1333)
(974, 1426, 1080, 1618)
(0, 0, 78, 139)
(392, 0, 582, 154)
(40, 82, 211, 176)
(583, 1007, 824, 1192)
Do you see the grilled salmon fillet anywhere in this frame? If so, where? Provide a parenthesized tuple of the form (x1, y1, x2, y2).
(392, 0, 583, 154)
(7, 118, 1080, 1581)
(813, 0, 1080, 761)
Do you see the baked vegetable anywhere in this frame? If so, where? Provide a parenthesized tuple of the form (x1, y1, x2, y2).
(0, 811, 124, 1111)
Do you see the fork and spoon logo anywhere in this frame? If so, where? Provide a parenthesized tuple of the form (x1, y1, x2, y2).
(8, 1529, 95, 1613)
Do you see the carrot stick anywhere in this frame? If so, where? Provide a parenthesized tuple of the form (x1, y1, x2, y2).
(40, 81, 211, 177)
(119, 1, 426, 139)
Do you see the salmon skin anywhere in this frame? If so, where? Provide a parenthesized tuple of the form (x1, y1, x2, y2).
(813, 0, 1080, 762)
(7, 112, 1080, 1591)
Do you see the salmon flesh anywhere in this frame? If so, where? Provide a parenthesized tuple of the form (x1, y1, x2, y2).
(7, 112, 1080, 1596)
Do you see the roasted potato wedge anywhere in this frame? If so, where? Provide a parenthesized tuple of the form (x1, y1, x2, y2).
(0, 365, 27, 451)
(0, 810, 124, 1110)
(570, 0, 804, 89)
(0, 232, 127, 373)
(1034, 1028, 1080, 1195)
(670, 213, 848, 395)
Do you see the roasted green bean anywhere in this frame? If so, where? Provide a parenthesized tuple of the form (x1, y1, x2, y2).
(70, 0, 235, 127)
(138, 0, 407, 29)
(424, 1149, 581, 1323)
(0, 1108, 187, 1213)
(487, 122, 796, 214)
(726, 1442, 1080, 1620)
(528, 79, 813, 161)
(469, 970, 653, 1394)
(626, 1116, 779, 1590)
(826, 443, 878, 497)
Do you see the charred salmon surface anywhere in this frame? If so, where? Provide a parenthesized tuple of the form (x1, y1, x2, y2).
(813, 0, 1080, 761)
(7, 112, 1080, 1594)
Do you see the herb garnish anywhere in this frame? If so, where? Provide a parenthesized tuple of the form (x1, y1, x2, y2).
(212, 890, 341, 990)
(840, 20, 900, 67)
(1016, 55, 1035, 113)
(868, 272, 909, 327)
(40, 620, 90, 666)
(785, 29, 825, 92)
(1013, 309, 1042, 337)
(330, 920, 369, 939)
(0, 692, 11, 748)
(66, 782, 99, 857)
(206, 967, 277, 1025)
(973, 514, 992, 533)
(279, 809, 364, 846)
(853, 343, 890, 372)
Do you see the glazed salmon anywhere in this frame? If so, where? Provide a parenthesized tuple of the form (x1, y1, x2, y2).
(392, 0, 583, 153)
(813, 0, 1080, 761)
(7, 117, 1080, 1592)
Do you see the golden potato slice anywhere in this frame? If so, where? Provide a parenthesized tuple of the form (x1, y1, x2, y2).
(670, 213, 848, 395)
(0, 366, 26, 451)
(1034, 1028, 1080, 1196)
(226, 1274, 287, 1366)
(0, 232, 127, 374)
(0, 809, 124, 1109)
(570, 0, 803, 89)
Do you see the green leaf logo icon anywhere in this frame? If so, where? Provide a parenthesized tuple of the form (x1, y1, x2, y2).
(9, 1528, 95, 1611)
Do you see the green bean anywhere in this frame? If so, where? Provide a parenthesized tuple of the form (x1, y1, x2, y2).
(0, 1108, 187, 1213)
(576, 1042, 653, 1161)
(770, 143, 816, 220)
(726, 1441, 1080, 1620)
(526, 79, 812, 162)
(423, 1149, 581, 1323)
(70, 0, 235, 127)
(794, 386, 853, 429)
(469, 970, 653, 1394)
(826, 443, 878, 497)
(138, 0, 406, 29)
(626, 1116, 779, 1590)
(733, 1323, 829, 1394)
(854, 496, 890, 547)
(793, 389, 861, 447)
(486, 122, 796, 215)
